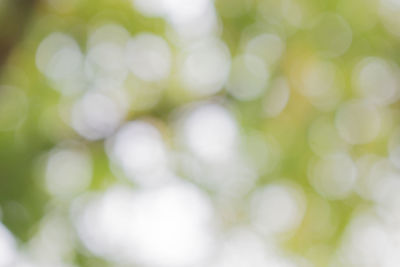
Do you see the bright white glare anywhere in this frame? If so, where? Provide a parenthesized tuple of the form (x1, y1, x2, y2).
(36, 33, 83, 94)
(312, 13, 352, 57)
(84, 42, 128, 83)
(389, 127, 400, 169)
(87, 23, 130, 47)
(71, 91, 126, 140)
(354, 57, 399, 106)
(167, 5, 220, 42)
(45, 145, 92, 197)
(133, 0, 217, 42)
(132, 0, 211, 24)
(335, 100, 381, 144)
(163, 0, 210, 23)
(73, 182, 215, 266)
(125, 33, 172, 82)
(227, 54, 269, 101)
(308, 153, 357, 199)
(308, 117, 347, 156)
(245, 33, 285, 66)
(181, 103, 239, 161)
(107, 121, 171, 187)
(298, 59, 342, 111)
(263, 77, 290, 118)
(180, 38, 231, 96)
(250, 183, 306, 236)
(0, 223, 17, 266)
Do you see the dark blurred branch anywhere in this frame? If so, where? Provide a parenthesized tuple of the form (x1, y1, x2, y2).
(0, 0, 38, 70)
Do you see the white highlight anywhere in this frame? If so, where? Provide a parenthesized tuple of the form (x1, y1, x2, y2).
(107, 121, 171, 187)
(181, 103, 238, 161)
(73, 182, 215, 266)
(71, 91, 126, 140)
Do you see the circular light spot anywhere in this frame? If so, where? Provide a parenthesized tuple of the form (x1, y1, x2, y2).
(36, 33, 83, 94)
(335, 100, 381, 144)
(227, 54, 269, 101)
(281, 0, 304, 28)
(353, 57, 399, 106)
(298, 59, 342, 111)
(308, 153, 357, 199)
(180, 103, 238, 161)
(180, 38, 231, 96)
(167, 5, 219, 42)
(312, 13, 352, 57)
(125, 33, 172, 82)
(250, 183, 306, 235)
(107, 121, 171, 187)
(245, 33, 285, 66)
(71, 91, 126, 140)
(338, 213, 390, 267)
(45, 145, 92, 197)
(357, 158, 400, 205)
(163, 0, 210, 23)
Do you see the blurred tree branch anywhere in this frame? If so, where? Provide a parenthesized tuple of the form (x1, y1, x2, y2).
(0, 0, 38, 70)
